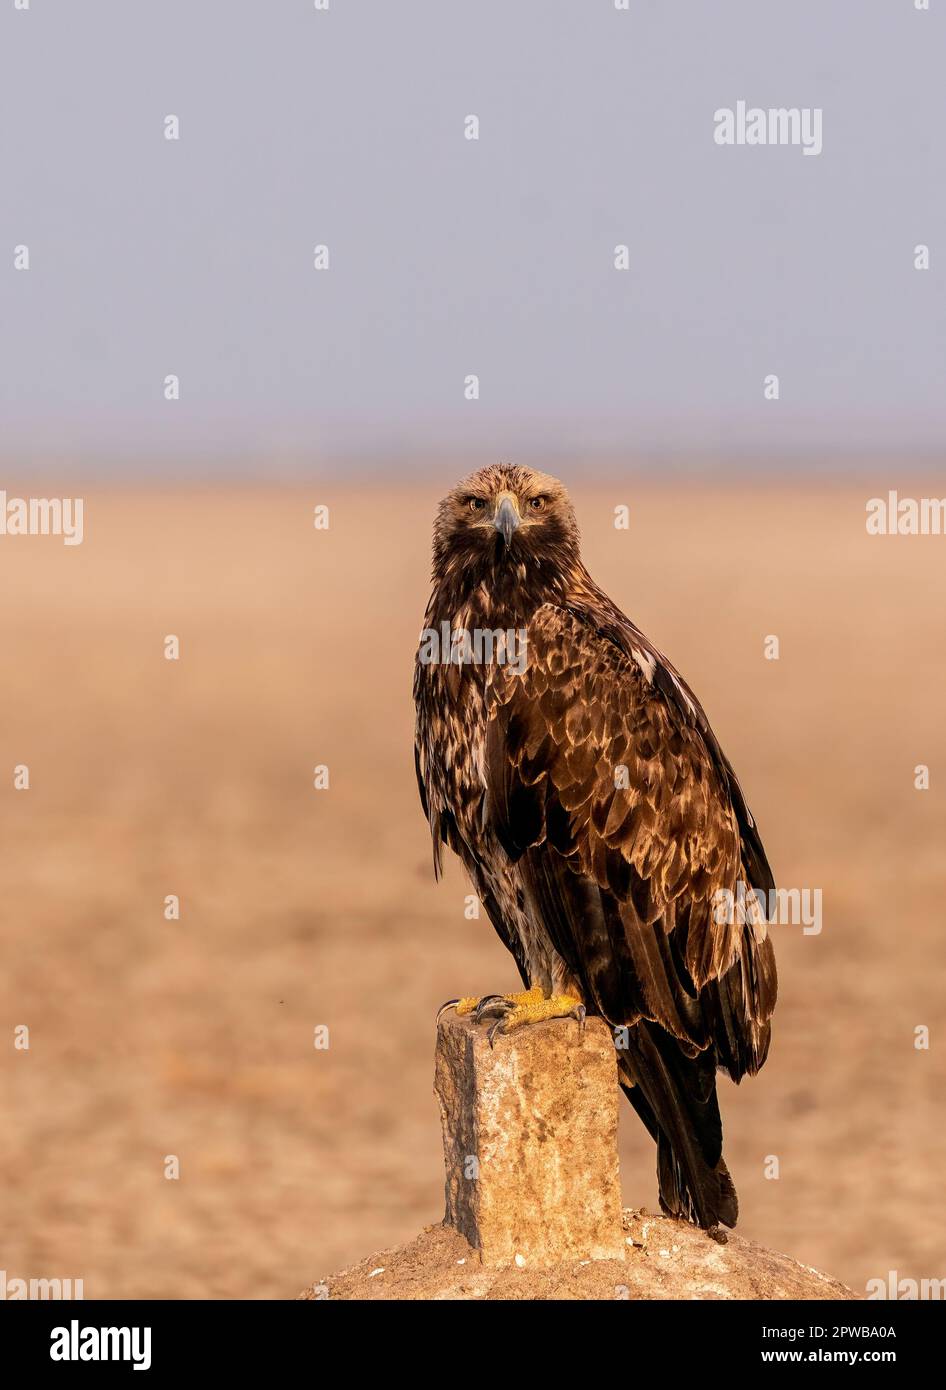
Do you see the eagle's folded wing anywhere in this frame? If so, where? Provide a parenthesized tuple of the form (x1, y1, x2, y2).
(484, 603, 776, 1068)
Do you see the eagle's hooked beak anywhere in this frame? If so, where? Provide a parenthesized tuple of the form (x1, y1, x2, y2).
(494, 495, 521, 548)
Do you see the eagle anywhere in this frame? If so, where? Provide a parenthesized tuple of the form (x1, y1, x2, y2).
(413, 463, 777, 1235)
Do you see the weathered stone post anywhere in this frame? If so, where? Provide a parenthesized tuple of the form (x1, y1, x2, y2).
(300, 1013, 858, 1299)
(433, 1010, 626, 1266)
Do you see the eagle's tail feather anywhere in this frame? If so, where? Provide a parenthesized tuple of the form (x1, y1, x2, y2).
(619, 1019, 738, 1231)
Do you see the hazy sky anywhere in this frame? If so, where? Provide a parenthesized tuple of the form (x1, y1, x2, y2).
(1, 1, 944, 476)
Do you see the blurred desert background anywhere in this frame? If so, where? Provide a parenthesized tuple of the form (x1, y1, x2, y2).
(3, 0, 946, 1305)
(0, 477, 944, 1299)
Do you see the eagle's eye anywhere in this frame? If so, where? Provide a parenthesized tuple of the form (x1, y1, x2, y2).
(528, 496, 547, 512)
(468, 497, 487, 513)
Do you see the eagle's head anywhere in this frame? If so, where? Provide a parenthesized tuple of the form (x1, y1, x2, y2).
(432, 463, 580, 584)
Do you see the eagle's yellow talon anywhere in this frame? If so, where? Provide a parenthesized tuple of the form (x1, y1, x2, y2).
(454, 996, 482, 1016)
(451, 986, 542, 1018)
(444, 987, 585, 1041)
(492, 991, 585, 1033)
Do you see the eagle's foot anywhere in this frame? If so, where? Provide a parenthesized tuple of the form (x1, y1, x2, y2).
(439, 986, 585, 1047)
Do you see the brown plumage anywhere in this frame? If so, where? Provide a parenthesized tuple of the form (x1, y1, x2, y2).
(413, 464, 777, 1231)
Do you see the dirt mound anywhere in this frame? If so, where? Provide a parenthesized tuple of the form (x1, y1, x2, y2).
(300, 1208, 856, 1301)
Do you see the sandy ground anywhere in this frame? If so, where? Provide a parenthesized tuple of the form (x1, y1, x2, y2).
(300, 1210, 855, 1302)
(0, 479, 944, 1299)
